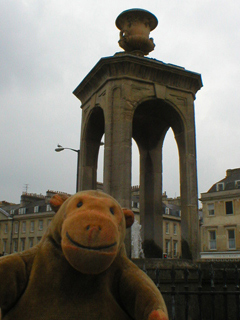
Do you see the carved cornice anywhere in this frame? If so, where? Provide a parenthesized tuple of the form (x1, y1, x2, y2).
(73, 53, 203, 105)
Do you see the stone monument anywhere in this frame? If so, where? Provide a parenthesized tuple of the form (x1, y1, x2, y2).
(73, 9, 202, 260)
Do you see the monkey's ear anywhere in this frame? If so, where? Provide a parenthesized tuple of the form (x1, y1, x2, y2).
(50, 194, 69, 212)
(122, 208, 134, 228)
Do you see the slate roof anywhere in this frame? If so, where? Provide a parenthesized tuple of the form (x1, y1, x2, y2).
(208, 168, 240, 193)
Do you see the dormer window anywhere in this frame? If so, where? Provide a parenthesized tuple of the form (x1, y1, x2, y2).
(165, 207, 170, 215)
(18, 207, 26, 215)
(216, 183, 224, 191)
(235, 180, 240, 188)
(34, 206, 39, 213)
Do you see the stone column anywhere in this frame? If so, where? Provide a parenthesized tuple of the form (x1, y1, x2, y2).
(103, 85, 133, 256)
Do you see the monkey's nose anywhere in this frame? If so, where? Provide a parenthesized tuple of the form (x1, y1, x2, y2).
(86, 225, 101, 231)
(85, 225, 102, 243)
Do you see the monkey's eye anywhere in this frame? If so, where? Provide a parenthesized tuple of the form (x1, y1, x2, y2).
(77, 201, 83, 208)
(110, 207, 114, 215)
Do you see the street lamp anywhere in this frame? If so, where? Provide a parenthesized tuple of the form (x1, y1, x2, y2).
(55, 144, 80, 192)
(55, 142, 104, 192)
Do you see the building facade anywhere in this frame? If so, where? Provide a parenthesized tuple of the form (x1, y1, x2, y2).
(1, 186, 181, 258)
(200, 168, 240, 260)
(162, 193, 182, 258)
(131, 187, 182, 259)
(0, 191, 70, 255)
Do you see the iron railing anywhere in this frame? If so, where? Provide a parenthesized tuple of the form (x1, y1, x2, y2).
(142, 264, 240, 320)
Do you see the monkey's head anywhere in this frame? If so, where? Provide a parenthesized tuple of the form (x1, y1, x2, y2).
(49, 190, 134, 274)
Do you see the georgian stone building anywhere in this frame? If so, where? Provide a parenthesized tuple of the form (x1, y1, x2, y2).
(0, 191, 69, 255)
(131, 186, 182, 259)
(200, 168, 240, 260)
(1, 186, 181, 258)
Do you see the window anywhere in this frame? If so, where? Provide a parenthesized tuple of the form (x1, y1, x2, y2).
(38, 220, 43, 231)
(46, 204, 51, 212)
(34, 206, 39, 213)
(209, 230, 216, 250)
(10, 209, 15, 215)
(47, 219, 52, 226)
(235, 180, 240, 188)
(22, 221, 26, 233)
(208, 203, 215, 216)
(29, 238, 34, 248)
(165, 240, 170, 256)
(3, 240, 7, 253)
(18, 207, 26, 215)
(166, 222, 169, 234)
(21, 239, 25, 251)
(228, 229, 236, 249)
(30, 221, 34, 232)
(37, 237, 41, 243)
(13, 239, 18, 253)
(226, 201, 233, 215)
(173, 224, 177, 235)
(217, 183, 224, 191)
(14, 223, 19, 233)
(173, 242, 178, 257)
(165, 208, 170, 215)
(4, 223, 8, 233)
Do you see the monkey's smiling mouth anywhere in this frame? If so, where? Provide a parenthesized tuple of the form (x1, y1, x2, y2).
(66, 232, 117, 251)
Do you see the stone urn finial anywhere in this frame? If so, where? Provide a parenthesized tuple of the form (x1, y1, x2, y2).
(115, 8, 158, 56)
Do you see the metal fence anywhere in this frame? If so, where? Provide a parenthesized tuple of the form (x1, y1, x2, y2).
(142, 264, 240, 320)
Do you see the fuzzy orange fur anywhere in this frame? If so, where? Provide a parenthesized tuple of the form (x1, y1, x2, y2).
(0, 190, 168, 320)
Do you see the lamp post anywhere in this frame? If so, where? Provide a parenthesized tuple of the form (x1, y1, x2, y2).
(55, 144, 80, 192)
(55, 142, 104, 192)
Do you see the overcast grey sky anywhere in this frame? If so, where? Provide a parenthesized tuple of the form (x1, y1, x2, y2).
(1, 0, 239, 204)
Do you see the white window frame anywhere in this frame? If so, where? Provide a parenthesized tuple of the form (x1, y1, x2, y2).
(208, 203, 215, 216)
(46, 204, 51, 212)
(14, 223, 19, 234)
(19, 207, 26, 215)
(22, 221, 26, 233)
(13, 239, 18, 253)
(173, 241, 178, 257)
(209, 230, 217, 250)
(38, 220, 43, 231)
(30, 221, 34, 232)
(173, 224, 177, 235)
(165, 240, 170, 255)
(165, 207, 170, 215)
(34, 206, 39, 213)
(166, 222, 169, 234)
(4, 223, 8, 233)
(21, 238, 25, 251)
(29, 238, 34, 248)
(228, 229, 236, 250)
(235, 180, 240, 188)
(217, 183, 224, 191)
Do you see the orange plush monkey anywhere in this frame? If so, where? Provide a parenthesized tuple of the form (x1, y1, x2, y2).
(0, 190, 168, 320)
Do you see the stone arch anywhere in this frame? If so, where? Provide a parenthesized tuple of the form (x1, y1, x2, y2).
(79, 106, 105, 191)
(74, 53, 202, 259)
(132, 98, 187, 257)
